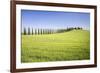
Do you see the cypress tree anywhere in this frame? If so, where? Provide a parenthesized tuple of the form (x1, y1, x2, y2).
(38, 29, 39, 35)
(32, 28, 34, 35)
(41, 29, 42, 35)
(24, 28, 26, 35)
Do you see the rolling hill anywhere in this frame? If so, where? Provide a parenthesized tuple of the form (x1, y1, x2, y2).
(21, 30, 90, 63)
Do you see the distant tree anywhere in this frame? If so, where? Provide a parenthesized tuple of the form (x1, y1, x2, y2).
(40, 29, 42, 34)
(28, 27, 30, 35)
(74, 27, 76, 30)
(77, 27, 80, 29)
(24, 28, 26, 35)
(74, 27, 77, 30)
(32, 28, 34, 35)
(42, 29, 43, 34)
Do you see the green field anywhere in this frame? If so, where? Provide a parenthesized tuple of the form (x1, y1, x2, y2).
(21, 30, 90, 63)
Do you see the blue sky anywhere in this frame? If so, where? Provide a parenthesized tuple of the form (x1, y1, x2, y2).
(21, 10, 90, 31)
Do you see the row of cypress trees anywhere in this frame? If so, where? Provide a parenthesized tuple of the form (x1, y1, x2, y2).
(23, 28, 55, 35)
(22, 27, 83, 35)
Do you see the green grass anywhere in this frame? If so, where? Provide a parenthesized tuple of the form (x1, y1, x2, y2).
(21, 30, 90, 63)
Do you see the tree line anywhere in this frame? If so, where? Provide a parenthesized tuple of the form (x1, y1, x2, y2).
(22, 27, 83, 35)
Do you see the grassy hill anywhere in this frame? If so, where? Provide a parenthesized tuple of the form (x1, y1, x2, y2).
(21, 30, 90, 63)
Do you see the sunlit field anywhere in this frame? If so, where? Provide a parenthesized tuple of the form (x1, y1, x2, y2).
(21, 30, 90, 63)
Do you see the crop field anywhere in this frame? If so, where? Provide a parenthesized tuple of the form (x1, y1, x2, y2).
(21, 30, 90, 63)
